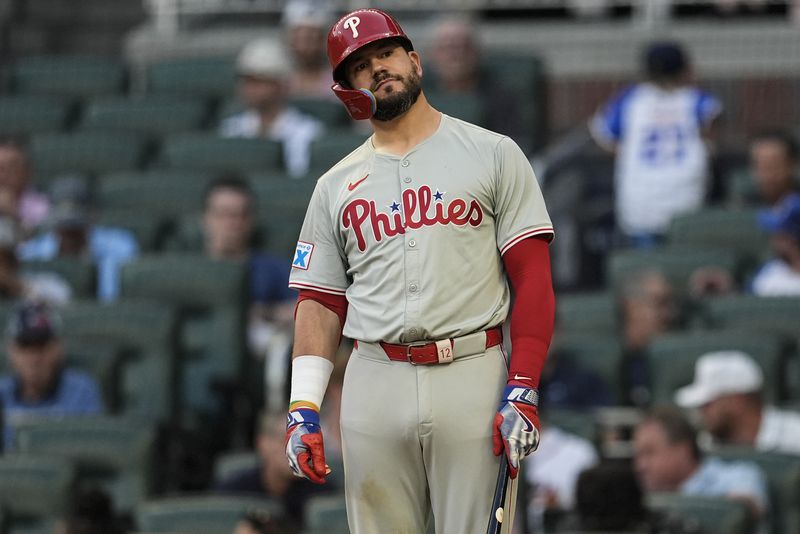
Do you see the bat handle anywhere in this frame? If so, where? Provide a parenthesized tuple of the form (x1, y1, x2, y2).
(486, 458, 510, 534)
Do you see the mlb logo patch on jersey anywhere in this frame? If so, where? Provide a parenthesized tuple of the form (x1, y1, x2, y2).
(293, 241, 314, 270)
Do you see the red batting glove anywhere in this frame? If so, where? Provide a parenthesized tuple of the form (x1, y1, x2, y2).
(492, 382, 541, 479)
(285, 405, 329, 484)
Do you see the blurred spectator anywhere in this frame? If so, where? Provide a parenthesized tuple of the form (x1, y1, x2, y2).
(0, 301, 104, 450)
(220, 37, 324, 177)
(633, 406, 769, 519)
(282, 0, 334, 99)
(749, 130, 799, 207)
(591, 41, 722, 246)
(56, 488, 124, 534)
(233, 509, 294, 534)
(0, 137, 49, 234)
(572, 461, 700, 533)
(539, 346, 614, 409)
(676, 351, 800, 455)
(0, 215, 71, 305)
(17, 176, 138, 301)
(214, 412, 329, 528)
(750, 192, 800, 295)
(618, 269, 679, 406)
(201, 176, 295, 411)
(527, 424, 598, 513)
(425, 15, 525, 143)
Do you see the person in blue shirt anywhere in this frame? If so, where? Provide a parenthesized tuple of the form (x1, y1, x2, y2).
(17, 176, 138, 301)
(0, 301, 104, 451)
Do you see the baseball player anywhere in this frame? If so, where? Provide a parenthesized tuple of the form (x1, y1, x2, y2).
(285, 9, 555, 533)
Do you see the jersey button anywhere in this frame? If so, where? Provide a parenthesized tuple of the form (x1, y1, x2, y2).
(408, 239, 416, 247)
(409, 283, 418, 293)
(409, 328, 418, 336)
(403, 176, 412, 183)
(401, 160, 410, 167)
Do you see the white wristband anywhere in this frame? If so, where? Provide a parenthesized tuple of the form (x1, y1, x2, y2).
(290, 355, 334, 410)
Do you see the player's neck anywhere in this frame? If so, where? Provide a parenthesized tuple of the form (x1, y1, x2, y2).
(370, 94, 442, 156)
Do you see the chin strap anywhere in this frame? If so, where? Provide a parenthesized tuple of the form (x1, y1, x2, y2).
(332, 83, 377, 120)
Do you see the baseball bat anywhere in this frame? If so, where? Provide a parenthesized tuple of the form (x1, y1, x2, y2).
(486, 455, 511, 534)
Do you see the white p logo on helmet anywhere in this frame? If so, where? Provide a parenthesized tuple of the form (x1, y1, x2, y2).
(344, 16, 360, 39)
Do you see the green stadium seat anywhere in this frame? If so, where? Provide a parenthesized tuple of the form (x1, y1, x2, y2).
(96, 209, 171, 252)
(305, 494, 349, 534)
(647, 330, 785, 404)
(550, 332, 624, 403)
(425, 91, 485, 125)
(20, 258, 96, 299)
(646, 493, 753, 534)
(15, 416, 156, 512)
(0, 455, 75, 524)
(0, 96, 73, 135)
(289, 97, 350, 128)
(60, 300, 179, 422)
(136, 495, 280, 534)
(147, 57, 236, 99)
(158, 133, 282, 173)
(256, 202, 308, 258)
(606, 246, 740, 298)
(712, 448, 800, 534)
(212, 450, 258, 484)
(704, 294, 800, 340)
(541, 408, 598, 445)
(29, 131, 146, 177)
(308, 131, 370, 173)
(668, 208, 768, 267)
(98, 173, 208, 217)
(61, 339, 123, 409)
(121, 255, 248, 419)
(556, 291, 617, 334)
(80, 96, 208, 136)
(11, 56, 126, 98)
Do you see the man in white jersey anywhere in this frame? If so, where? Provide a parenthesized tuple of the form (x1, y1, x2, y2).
(591, 41, 722, 246)
(284, 9, 555, 533)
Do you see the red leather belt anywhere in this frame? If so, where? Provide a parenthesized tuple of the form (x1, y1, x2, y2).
(379, 327, 503, 365)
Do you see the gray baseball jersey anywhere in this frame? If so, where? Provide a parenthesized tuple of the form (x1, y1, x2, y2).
(289, 114, 553, 343)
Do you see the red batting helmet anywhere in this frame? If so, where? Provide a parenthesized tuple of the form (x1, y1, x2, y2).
(326, 9, 413, 120)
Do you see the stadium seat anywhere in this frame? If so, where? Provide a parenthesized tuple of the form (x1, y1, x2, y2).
(61, 339, 123, 408)
(29, 131, 146, 178)
(10, 56, 126, 97)
(120, 255, 248, 420)
(606, 246, 740, 298)
(305, 494, 349, 534)
(158, 133, 283, 173)
(146, 57, 236, 99)
(556, 290, 617, 334)
(647, 330, 785, 404)
(0, 455, 75, 526)
(667, 208, 767, 267)
(96, 208, 171, 252)
(256, 201, 308, 258)
(703, 294, 800, 340)
(98, 172, 208, 216)
(80, 96, 208, 136)
(712, 448, 800, 534)
(646, 493, 753, 534)
(14, 416, 156, 512)
(59, 300, 179, 422)
(425, 91, 485, 125)
(308, 131, 370, 174)
(136, 495, 280, 534)
(0, 95, 73, 135)
(20, 257, 96, 299)
(289, 97, 351, 128)
(212, 450, 258, 484)
(550, 332, 624, 403)
(541, 408, 598, 445)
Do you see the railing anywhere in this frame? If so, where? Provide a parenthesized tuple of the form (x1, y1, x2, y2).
(143, 0, 798, 35)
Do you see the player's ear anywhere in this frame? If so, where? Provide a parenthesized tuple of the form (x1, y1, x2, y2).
(409, 50, 423, 77)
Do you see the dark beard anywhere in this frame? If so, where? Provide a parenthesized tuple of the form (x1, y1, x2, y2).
(372, 71, 422, 122)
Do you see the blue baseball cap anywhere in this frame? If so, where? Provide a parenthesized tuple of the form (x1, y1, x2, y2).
(6, 301, 61, 346)
(758, 193, 800, 240)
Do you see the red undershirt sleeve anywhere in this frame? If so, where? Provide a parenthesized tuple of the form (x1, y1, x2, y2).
(296, 289, 348, 334)
(501, 236, 555, 389)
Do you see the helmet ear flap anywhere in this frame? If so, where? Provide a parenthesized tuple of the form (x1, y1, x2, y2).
(331, 84, 377, 120)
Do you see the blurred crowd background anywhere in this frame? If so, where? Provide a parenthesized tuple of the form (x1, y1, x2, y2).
(0, 0, 799, 533)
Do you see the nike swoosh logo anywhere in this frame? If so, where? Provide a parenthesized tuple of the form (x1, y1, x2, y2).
(347, 174, 369, 191)
(513, 374, 532, 382)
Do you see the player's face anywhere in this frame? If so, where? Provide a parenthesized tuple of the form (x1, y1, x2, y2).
(633, 422, 690, 492)
(345, 41, 423, 122)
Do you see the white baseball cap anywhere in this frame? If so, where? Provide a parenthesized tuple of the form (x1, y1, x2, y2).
(675, 351, 764, 408)
(282, 0, 331, 29)
(236, 38, 291, 79)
